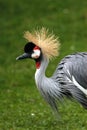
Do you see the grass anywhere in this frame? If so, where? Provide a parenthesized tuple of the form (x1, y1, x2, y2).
(0, 0, 87, 129)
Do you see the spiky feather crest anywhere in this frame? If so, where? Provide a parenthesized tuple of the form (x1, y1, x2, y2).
(24, 27, 60, 60)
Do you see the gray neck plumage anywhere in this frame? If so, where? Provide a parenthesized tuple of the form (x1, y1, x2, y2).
(35, 56, 61, 112)
(35, 56, 49, 87)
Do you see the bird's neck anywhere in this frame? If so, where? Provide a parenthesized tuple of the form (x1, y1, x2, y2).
(35, 57, 49, 85)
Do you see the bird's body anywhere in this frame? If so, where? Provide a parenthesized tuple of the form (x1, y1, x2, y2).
(16, 28, 87, 113)
(35, 52, 87, 111)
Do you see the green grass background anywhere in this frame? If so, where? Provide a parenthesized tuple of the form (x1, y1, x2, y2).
(0, 0, 87, 129)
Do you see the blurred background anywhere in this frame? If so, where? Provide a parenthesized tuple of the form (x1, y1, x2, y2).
(0, 0, 87, 129)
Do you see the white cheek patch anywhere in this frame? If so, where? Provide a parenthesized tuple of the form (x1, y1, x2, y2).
(31, 49, 41, 59)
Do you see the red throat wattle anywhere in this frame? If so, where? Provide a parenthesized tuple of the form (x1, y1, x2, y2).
(36, 61, 41, 69)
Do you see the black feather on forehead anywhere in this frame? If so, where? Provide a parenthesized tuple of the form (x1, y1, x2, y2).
(24, 42, 35, 53)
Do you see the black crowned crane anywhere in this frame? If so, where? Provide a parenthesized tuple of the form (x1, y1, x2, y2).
(16, 28, 87, 113)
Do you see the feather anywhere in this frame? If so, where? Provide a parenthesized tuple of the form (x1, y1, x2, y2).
(24, 27, 60, 60)
(53, 52, 87, 109)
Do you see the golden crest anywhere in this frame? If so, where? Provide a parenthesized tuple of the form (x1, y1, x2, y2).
(24, 27, 60, 60)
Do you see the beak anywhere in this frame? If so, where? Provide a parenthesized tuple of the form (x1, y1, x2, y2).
(16, 53, 30, 60)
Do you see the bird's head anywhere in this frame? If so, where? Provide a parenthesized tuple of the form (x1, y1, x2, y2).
(16, 42, 41, 60)
(16, 27, 60, 68)
(16, 42, 42, 68)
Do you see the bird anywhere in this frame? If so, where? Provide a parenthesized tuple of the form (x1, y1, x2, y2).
(16, 27, 87, 113)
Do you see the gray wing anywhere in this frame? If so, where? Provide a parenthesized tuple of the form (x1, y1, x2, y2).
(52, 52, 87, 109)
(53, 52, 87, 89)
(64, 52, 87, 89)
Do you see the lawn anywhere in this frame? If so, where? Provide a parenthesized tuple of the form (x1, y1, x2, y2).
(0, 0, 87, 129)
